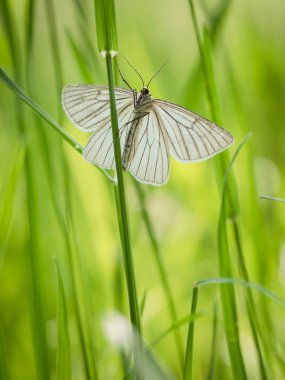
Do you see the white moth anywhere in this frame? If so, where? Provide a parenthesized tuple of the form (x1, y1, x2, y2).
(62, 81, 234, 186)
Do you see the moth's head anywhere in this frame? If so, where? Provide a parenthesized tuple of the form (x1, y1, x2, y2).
(141, 87, 150, 95)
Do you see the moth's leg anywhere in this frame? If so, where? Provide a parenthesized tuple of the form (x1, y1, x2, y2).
(115, 122, 128, 140)
(134, 100, 153, 110)
(122, 112, 149, 128)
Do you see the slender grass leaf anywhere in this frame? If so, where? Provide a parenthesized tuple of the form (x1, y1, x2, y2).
(0, 68, 114, 183)
(259, 196, 285, 203)
(150, 313, 203, 351)
(206, 303, 218, 380)
(183, 287, 199, 380)
(195, 278, 285, 309)
(94, 0, 118, 55)
(54, 258, 71, 380)
(0, 330, 9, 380)
(0, 141, 25, 251)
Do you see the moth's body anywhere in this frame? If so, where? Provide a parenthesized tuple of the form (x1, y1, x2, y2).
(122, 87, 153, 170)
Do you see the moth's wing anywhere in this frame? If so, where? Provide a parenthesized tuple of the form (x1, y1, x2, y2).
(128, 109, 170, 186)
(153, 99, 234, 162)
(62, 85, 134, 169)
(62, 84, 133, 132)
(83, 103, 134, 169)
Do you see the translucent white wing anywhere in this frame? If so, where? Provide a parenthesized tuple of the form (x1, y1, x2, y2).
(84, 105, 134, 168)
(62, 85, 134, 168)
(128, 110, 169, 186)
(153, 99, 234, 162)
(62, 85, 133, 132)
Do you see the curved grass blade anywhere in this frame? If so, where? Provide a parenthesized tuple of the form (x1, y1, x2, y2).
(195, 278, 285, 309)
(0, 68, 115, 184)
(259, 196, 285, 203)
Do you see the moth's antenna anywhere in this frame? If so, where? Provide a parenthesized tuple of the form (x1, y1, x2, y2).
(114, 59, 133, 91)
(146, 59, 169, 88)
(120, 54, 145, 88)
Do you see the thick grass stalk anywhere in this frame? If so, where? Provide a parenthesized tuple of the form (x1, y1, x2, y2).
(93, 0, 141, 334)
(93, 2, 143, 375)
(105, 54, 141, 333)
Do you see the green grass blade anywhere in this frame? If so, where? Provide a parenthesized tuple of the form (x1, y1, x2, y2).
(0, 68, 80, 152)
(94, 0, 118, 55)
(1, 1, 51, 377)
(25, 0, 36, 79)
(182, 0, 232, 104)
(202, 0, 232, 40)
(183, 287, 199, 380)
(54, 258, 71, 380)
(0, 68, 114, 183)
(206, 303, 218, 380)
(94, 0, 142, 372)
(259, 195, 285, 203)
(187, 1, 246, 377)
(217, 134, 252, 380)
(23, 4, 99, 376)
(44, 0, 64, 120)
(0, 142, 25, 253)
(0, 0, 21, 79)
(196, 277, 285, 309)
(150, 313, 203, 351)
(201, 27, 239, 219)
(186, 1, 268, 378)
(0, 329, 9, 380)
(219, 131, 268, 379)
(105, 51, 142, 337)
(25, 145, 51, 380)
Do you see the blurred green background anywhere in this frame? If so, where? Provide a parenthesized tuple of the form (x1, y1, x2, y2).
(1, 0, 285, 379)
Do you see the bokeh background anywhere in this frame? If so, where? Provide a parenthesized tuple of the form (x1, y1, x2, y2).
(1, 0, 285, 379)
